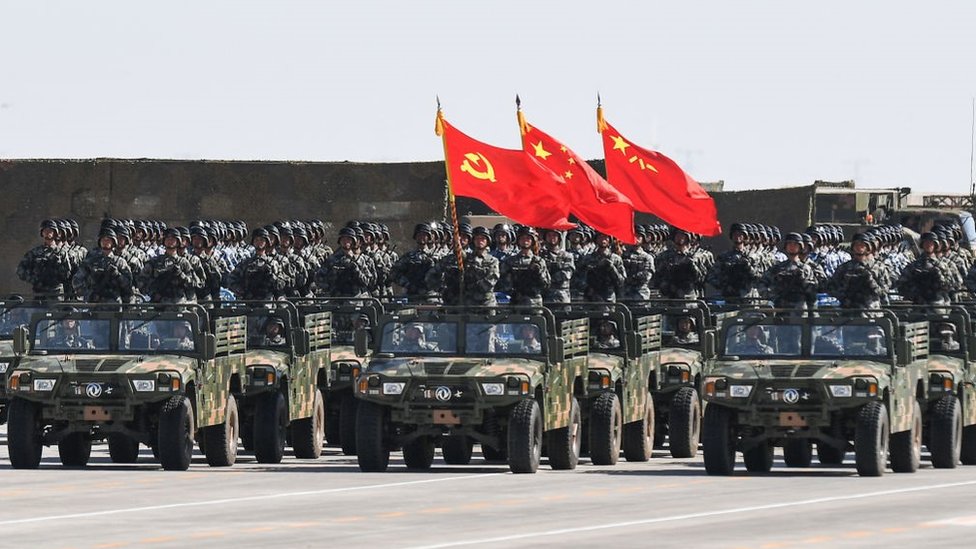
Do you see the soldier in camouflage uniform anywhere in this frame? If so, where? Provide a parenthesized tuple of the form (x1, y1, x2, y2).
(760, 232, 819, 309)
(827, 232, 891, 310)
(539, 228, 575, 305)
(390, 223, 440, 303)
(620, 225, 655, 301)
(499, 226, 550, 306)
(708, 222, 762, 301)
(578, 232, 627, 302)
(277, 223, 312, 298)
(490, 223, 516, 261)
(376, 223, 398, 299)
(566, 226, 590, 301)
(190, 225, 228, 303)
(228, 227, 285, 301)
(898, 232, 959, 306)
(315, 227, 376, 298)
(652, 228, 708, 300)
(292, 223, 321, 297)
(427, 226, 499, 306)
(17, 219, 72, 300)
(138, 228, 199, 304)
(73, 228, 135, 303)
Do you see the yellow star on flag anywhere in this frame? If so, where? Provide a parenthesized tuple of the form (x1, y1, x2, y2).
(568, 158, 576, 165)
(611, 135, 630, 155)
(564, 170, 574, 179)
(532, 141, 552, 160)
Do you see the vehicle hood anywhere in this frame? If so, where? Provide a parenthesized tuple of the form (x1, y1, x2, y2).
(709, 359, 890, 381)
(366, 356, 546, 378)
(15, 354, 197, 375)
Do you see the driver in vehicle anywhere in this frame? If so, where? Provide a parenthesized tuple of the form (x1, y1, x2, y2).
(263, 318, 287, 346)
(159, 322, 194, 351)
(593, 319, 620, 349)
(399, 323, 438, 352)
(516, 324, 542, 353)
(728, 325, 773, 355)
(937, 322, 960, 352)
(51, 318, 93, 349)
(672, 316, 699, 345)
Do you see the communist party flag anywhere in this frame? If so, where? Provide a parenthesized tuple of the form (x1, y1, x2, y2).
(436, 111, 575, 230)
(518, 110, 637, 244)
(598, 108, 721, 236)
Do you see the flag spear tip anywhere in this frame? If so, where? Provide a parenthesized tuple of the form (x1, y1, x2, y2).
(515, 94, 521, 109)
(597, 93, 601, 107)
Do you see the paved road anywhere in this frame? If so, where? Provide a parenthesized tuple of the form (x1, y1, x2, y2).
(1, 430, 975, 549)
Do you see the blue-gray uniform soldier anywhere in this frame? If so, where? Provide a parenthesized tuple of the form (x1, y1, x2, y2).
(73, 228, 135, 303)
(827, 232, 891, 310)
(760, 232, 819, 309)
(539, 228, 575, 304)
(17, 219, 72, 300)
(315, 227, 376, 298)
(579, 232, 628, 302)
(499, 226, 551, 306)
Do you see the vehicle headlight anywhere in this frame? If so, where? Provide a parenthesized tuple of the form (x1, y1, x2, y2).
(33, 379, 55, 392)
(0, 361, 9, 374)
(830, 385, 852, 398)
(930, 373, 954, 392)
(481, 383, 504, 396)
(729, 385, 753, 398)
(133, 379, 156, 392)
(382, 382, 405, 395)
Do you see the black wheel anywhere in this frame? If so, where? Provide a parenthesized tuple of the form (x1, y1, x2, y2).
(816, 442, 846, 465)
(783, 439, 813, 467)
(890, 400, 921, 473)
(158, 395, 195, 471)
(743, 441, 774, 473)
(356, 401, 390, 472)
(8, 398, 43, 469)
(622, 394, 655, 462)
(929, 395, 962, 469)
(403, 436, 436, 469)
(507, 399, 543, 474)
(855, 401, 889, 477)
(442, 435, 474, 465)
(482, 444, 507, 463)
(962, 425, 976, 465)
(254, 392, 288, 464)
(668, 387, 701, 458)
(588, 393, 622, 466)
(58, 432, 92, 467)
(340, 396, 359, 456)
(702, 403, 736, 475)
(203, 394, 240, 467)
(549, 397, 582, 470)
(292, 388, 325, 459)
(108, 434, 140, 464)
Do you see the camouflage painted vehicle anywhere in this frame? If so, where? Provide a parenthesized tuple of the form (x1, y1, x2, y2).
(554, 303, 662, 464)
(295, 297, 384, 456)
(888, 304, 976, 467)
(701, 309, 929, 477)
(213, 301, 331, 463)
(352, 305, 588, 473)
(0, 298, 48, 424)
(6, 303, 248, 470)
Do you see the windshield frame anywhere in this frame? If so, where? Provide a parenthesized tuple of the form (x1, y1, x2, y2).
(27, 310, 204, 357)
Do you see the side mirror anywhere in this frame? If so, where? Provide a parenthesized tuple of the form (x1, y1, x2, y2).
(548, 337, 564, 364)
(703, 331, 716, 358)
(202, 334, 217, 360)
(292, 328, 309, 356)
(354, 328, 369, 358)
(12, 326, 29, 355)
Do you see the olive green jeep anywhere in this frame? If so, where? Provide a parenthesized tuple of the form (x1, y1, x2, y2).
(0, 298, 48, 424)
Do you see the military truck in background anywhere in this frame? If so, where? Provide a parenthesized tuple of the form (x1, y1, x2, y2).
(352, 305, 588, 473)
(213, 301, 331, 463)
(701, 309, 928, 477)
(6, 303, 247, 470)
(0, 298, 47, 424)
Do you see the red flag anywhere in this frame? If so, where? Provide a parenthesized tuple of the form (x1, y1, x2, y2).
(598, 110, 721, 236)
(518, 111, 637, 244)
(436, 113, 575, 230)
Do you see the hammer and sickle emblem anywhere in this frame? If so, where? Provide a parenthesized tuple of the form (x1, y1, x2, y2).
(459, 152, 496, 182)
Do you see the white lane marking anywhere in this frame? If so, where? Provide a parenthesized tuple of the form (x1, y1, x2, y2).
(410, 479, 976, 548)
(927, 515, 976, 526)
(0, 473, 503, 527)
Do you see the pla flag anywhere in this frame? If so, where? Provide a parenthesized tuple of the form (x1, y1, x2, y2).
(436, 112, 575, 230)
(598, 109, 721, 236)
(518, 111, 637, 244)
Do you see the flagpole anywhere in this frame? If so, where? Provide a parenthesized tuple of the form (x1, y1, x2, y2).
(435, 100, 466, 304)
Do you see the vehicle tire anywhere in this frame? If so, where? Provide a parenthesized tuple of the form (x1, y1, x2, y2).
(203, 394, 240, 467)
(58, 432, 92, 467)
(816, 442, 846, 465)
(962, 425, 976, 465)
(929, 395, 962, 469)
(702, 403, 736, 475)
(482, 444, 507, 463)
(507, 399, 543, 474)
(108, 434, 140, 464)
(158, 395, 195, 471)
(890, 400, 922, 473)
(668, 387, 701, 458)
(254, 392, 289, 464)
(622, 394, 655, 462)
(292, 388, 325, 459)
(743, 441, 774, 473)
(340, 396, 359, 456)
(783, 439, 813, 467)
(442, 435, 474, 465)
(588, 393, 622, 466)
(403, 436, 436, 470)
(549, 397, 582, 470)
(855, 401, 889, 477)
(8, 398, 43, 469)
(356, 401, 390, 472)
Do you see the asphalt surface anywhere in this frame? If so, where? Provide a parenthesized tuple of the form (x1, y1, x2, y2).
(1, 430, 975, 549)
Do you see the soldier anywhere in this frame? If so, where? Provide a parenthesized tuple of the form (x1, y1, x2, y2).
(539, 228, 575, 305)
(293, 223, 321, 296)
(190, 225, 228, 303)
(490, 223, 516, 260)
(578, 232, 627, 303)
(593, 319, 621, 349)
(672, 316, 700, 345)
(620, 225, 655, 301)
(363, 223, 392, 299)
(708, 223, 762, 301)
(499, 226, 550, 306)
(277, 223, 313, 298)
(899, 232, 959, 306)
(398, 323, 438, 352)
(727, 325, 774, 355)
(139, 228, 198, 303)
(226, 228, 280, 300)
(427, 226, 500, 306)
(390, 223, 440, 303)
(827, 233, 890, 310)
(315, 227, 375, 298)
(376, 223, 398, 298)
(566, 226, 590, 301)
(652, 227, 708, 300)
(73, 228, 135, 303)
(760, 232, 819, 309)
(17, 219, 72, 300)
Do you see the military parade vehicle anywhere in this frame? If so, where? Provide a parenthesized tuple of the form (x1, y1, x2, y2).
(213, 301, 331, 463)
(554, 303, 662, 464)
(352, 305, 589, 473)
(0, 298, 47, 424)
(701, 308, 929, 476)
(6, 303, 247, 470)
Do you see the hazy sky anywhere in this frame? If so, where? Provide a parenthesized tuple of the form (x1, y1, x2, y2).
(2, 1, 975, 194)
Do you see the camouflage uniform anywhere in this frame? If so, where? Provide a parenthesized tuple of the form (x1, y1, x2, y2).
(898, 255, 958, 305)
(827, 259, 890, 309)
(140, 253, 199, 303)
(620, 247, 655, 301)
(426, 251, 500, 306)
(652, 249, 708, 300)
(500, 253, 551, 306)
(73, 250, 135, 303)
(315, 252, 375, 298)
(194, 252, 229, 303)
(578, 250, 627, 302)
(228, 254, 284, 301)
(708, 248, 762, 300)
(760, 259, 819, 308)
(391, 249, 440, 303)
(540, 247, 575, 304)
(17, 245, 71, 299)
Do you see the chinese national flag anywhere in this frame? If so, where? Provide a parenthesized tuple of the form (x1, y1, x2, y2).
(518, 112, 637, 244)
(436, 113, 575, 230)
(598, 111, 721, 236)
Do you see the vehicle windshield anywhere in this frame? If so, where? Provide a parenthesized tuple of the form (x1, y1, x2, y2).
(332, 311, 371, 345)
(33, 318, 112, 352)
(379, 321, 457, 354)
(247, 314, 289, 349)
(589, 319, 622, 351)
(724, 324, 802, 357)
(811, 325, 889, 358)
(466, 322, 544, 355)
(0, 306, 45, 337)
(120, 319, 196, 352)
